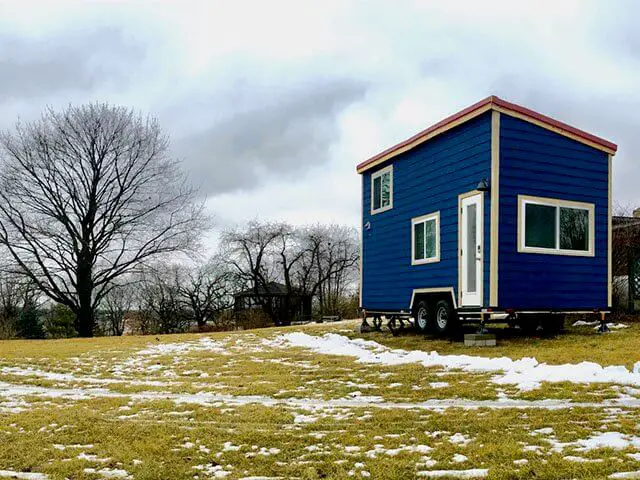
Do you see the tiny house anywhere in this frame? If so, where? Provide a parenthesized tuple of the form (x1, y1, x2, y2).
(358, 96, 617, 334)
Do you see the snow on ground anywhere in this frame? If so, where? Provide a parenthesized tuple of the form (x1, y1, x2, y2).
(0, 471, 48, 479)
(416, 469, 489, 478)
(609, 472, 640, 479)
(3, 378, 639, 410)
(270, 332, 640, 391)
(83, 468, 132, 479)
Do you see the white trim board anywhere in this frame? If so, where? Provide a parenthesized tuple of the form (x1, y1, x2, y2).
(410, 287, 458, 310)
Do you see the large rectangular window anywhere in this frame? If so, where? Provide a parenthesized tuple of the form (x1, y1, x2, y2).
(412, 211, 440, 265)
(518, 195, 594, 256)
(371, 165, 393, 214)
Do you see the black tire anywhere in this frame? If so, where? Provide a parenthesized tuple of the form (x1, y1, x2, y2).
(432, 299, 456, 336)
(413, 300, 430, 333)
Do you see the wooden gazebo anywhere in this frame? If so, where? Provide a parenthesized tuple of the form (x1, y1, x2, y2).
(233, 282, 312, 325)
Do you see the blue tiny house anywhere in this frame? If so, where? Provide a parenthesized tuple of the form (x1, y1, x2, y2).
(358, 96, 617, 334)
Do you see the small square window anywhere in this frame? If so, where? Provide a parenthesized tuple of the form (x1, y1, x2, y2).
(412, 212, 440, 265)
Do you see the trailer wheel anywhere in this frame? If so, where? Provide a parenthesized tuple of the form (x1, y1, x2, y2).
(413, 301, 430, 333)
(433, 299, 456, 335)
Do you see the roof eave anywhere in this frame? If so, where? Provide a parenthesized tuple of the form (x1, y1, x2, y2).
(356, 96, 617, 174)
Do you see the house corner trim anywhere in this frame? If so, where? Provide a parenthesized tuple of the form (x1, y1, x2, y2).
(489, 111, 500, 307)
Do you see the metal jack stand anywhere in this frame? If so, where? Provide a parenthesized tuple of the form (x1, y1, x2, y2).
(359, 311, 373, 333)
(477, 312, 488, 334)
(597, 311, 610, 334)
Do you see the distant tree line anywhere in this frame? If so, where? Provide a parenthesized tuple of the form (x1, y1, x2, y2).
(0, 102, 359, 339)
(0, 219, 359, 339)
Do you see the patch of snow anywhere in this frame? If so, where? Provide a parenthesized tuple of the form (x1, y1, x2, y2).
(83, 468, 132, 479)
(237, 478, 282, 480)
(270, 332, 640, 391)
(610, 472, 640, 479)
(222, 442, 241, 452)
(563, 456, 603, 463)
(452, 454, 468, 463)
(416, 469, 489, 478)
(0, 471, 48, 479)
(193, 464, 232, 478)
(576, 431, 640, 451)
(449, 433, 472, 446)
(77, 452, 110, 462)
(429, 382, 450, 389)
(531, 427, 554, 436)
(513, 459, 528, 465)
(53, 444, 94, 450)
(365, 444, 432, 458)
(573, 320, 599, 327)
(293, 414, 317, 424)
(606, 323, 629, 330)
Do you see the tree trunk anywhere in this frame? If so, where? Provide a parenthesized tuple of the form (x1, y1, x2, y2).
(76, 253, 94, 337)
(76, 299, 94, 337)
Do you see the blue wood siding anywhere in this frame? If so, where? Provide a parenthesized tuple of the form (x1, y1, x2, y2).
(498, 115, 609, 309)
(361, 112, 492, 311)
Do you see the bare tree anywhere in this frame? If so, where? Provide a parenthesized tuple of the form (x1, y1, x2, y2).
(101, 280, 136, 336)
(0, 104, 206, 336)
(0, 263, 40, 338)
(223, 221, 359, 322)
(140, 266, 191, 334)
(177, 258, 236, 328)
(222, 221, 287, 321)
(295, 224, 359, 316)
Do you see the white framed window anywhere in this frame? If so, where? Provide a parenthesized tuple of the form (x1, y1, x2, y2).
(412, 211, 440, 265)
(518, 195, 595, 257)
(371, 165, 393, 214)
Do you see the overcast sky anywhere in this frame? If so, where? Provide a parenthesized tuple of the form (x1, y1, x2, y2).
(1, 0, 638, 240)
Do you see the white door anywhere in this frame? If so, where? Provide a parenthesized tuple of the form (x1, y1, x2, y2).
(460, 193, 483, 306)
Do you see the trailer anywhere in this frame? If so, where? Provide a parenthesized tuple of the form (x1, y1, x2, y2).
(357, 96, 617, 335)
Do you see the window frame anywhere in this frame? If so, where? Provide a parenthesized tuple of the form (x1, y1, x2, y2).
(517, 195, 595, 257)
(411, 211, 440, 265)
(370, 165, 393, 215)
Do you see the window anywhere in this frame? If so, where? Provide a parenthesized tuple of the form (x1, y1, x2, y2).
(412, 212, 440, 265)
(518, 195, 594, 256)
(371, 165, 393, 214)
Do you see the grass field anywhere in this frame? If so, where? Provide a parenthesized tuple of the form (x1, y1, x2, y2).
(1, 320, 640, 479)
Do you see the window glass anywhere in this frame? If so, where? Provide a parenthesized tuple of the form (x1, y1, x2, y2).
(524, 203, 556, 249)
(414, 222, 425, 261)
(466, 204, 477, 293)
(380, 172, 391, 208)
(424, 218, 436, 259)
(560, 207, 589, 251)
(372, 176, 382, 210)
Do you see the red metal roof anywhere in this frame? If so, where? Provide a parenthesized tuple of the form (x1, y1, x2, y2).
(356, 95, 617, 173)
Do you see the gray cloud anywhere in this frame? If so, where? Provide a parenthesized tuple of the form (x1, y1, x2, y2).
(0, 27, 145, 100)
(173, 78, 368, 196)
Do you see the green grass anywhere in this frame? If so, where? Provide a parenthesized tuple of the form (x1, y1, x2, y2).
(0, 320, 639, 479)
